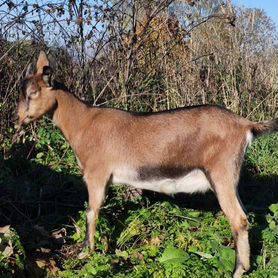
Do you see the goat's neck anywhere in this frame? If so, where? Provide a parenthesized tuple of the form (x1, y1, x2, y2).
(52, 90, 92, 149)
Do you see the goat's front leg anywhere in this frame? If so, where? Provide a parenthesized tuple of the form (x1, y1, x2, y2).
(83, 170, 109, 250)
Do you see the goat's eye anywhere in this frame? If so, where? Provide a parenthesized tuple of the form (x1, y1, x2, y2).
(28, 91, 38, 98)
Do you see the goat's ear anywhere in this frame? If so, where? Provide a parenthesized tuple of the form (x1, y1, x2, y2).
(25, 63, 34, 77)
(36, 51, 49, 74)
(42, 66, 53, 87)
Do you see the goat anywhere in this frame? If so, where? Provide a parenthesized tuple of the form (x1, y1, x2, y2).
(15, 51, 278, 278)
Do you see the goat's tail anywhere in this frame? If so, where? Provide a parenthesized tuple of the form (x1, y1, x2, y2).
(250, 118, 278, 138)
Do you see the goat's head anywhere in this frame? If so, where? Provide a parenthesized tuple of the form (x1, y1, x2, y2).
(16, 51, 56, 126)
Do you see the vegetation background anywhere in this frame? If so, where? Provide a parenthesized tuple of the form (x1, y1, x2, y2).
(0, 0, 277, 277)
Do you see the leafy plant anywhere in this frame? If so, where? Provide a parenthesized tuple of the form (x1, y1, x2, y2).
(159, 246, 189, 278)
(0, 226, 25, 276)
(246, 134, 278, 175)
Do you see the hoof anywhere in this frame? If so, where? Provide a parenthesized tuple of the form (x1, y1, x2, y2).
(233, 265, 247, 278)
(77, 240, 92, 259)
(77, 250, 90, 259)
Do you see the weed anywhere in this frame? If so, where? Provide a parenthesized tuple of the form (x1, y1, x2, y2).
(245, 134, 278, 176)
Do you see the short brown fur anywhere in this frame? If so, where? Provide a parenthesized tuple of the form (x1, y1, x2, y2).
(15, 52, 278, 278)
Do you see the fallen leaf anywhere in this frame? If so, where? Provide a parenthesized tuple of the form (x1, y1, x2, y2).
(111, 258, 120, 264)
(3, 245, 13, 257)
(51, 228, 66, 245)
(35, 259, 46, 268)
(77, 251, 90, 259)
(133, 252, 144, 260)
(37, 247, 51, 254)
(150, 237, 161, 246)
(0, 225, 11, 235)
(51, 228, 66, 239)
(35, 258, 59, 274)
(48, 258, 60, 274)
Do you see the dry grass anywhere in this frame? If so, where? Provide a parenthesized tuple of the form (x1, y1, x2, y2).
(0, 0, 277, 141)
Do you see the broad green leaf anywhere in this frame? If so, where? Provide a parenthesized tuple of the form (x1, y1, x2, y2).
(219, 247, 235, 273)
(159, 246, 189, 264)
(269, 204, 278, 217)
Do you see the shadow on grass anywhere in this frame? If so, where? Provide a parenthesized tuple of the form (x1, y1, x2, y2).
(239, 169, 278, 264)
(0, 141, 86, 278)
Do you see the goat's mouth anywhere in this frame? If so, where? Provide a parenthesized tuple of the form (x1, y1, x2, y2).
(11, 114, 29, 144)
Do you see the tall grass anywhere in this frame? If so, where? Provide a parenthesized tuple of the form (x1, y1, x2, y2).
(0, 0, 277, 142)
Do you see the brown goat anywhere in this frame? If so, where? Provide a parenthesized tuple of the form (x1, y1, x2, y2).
(15, 51, 278, 278)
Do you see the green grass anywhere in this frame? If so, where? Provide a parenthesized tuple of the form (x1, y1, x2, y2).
(0, 123, 277, 278)
(246, 134, 278, 176)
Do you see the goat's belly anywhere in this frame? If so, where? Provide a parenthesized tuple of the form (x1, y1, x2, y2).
(112, 168, 211, 194)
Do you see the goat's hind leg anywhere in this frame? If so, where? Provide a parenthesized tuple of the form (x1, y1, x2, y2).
(210, 169, 250, 278)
